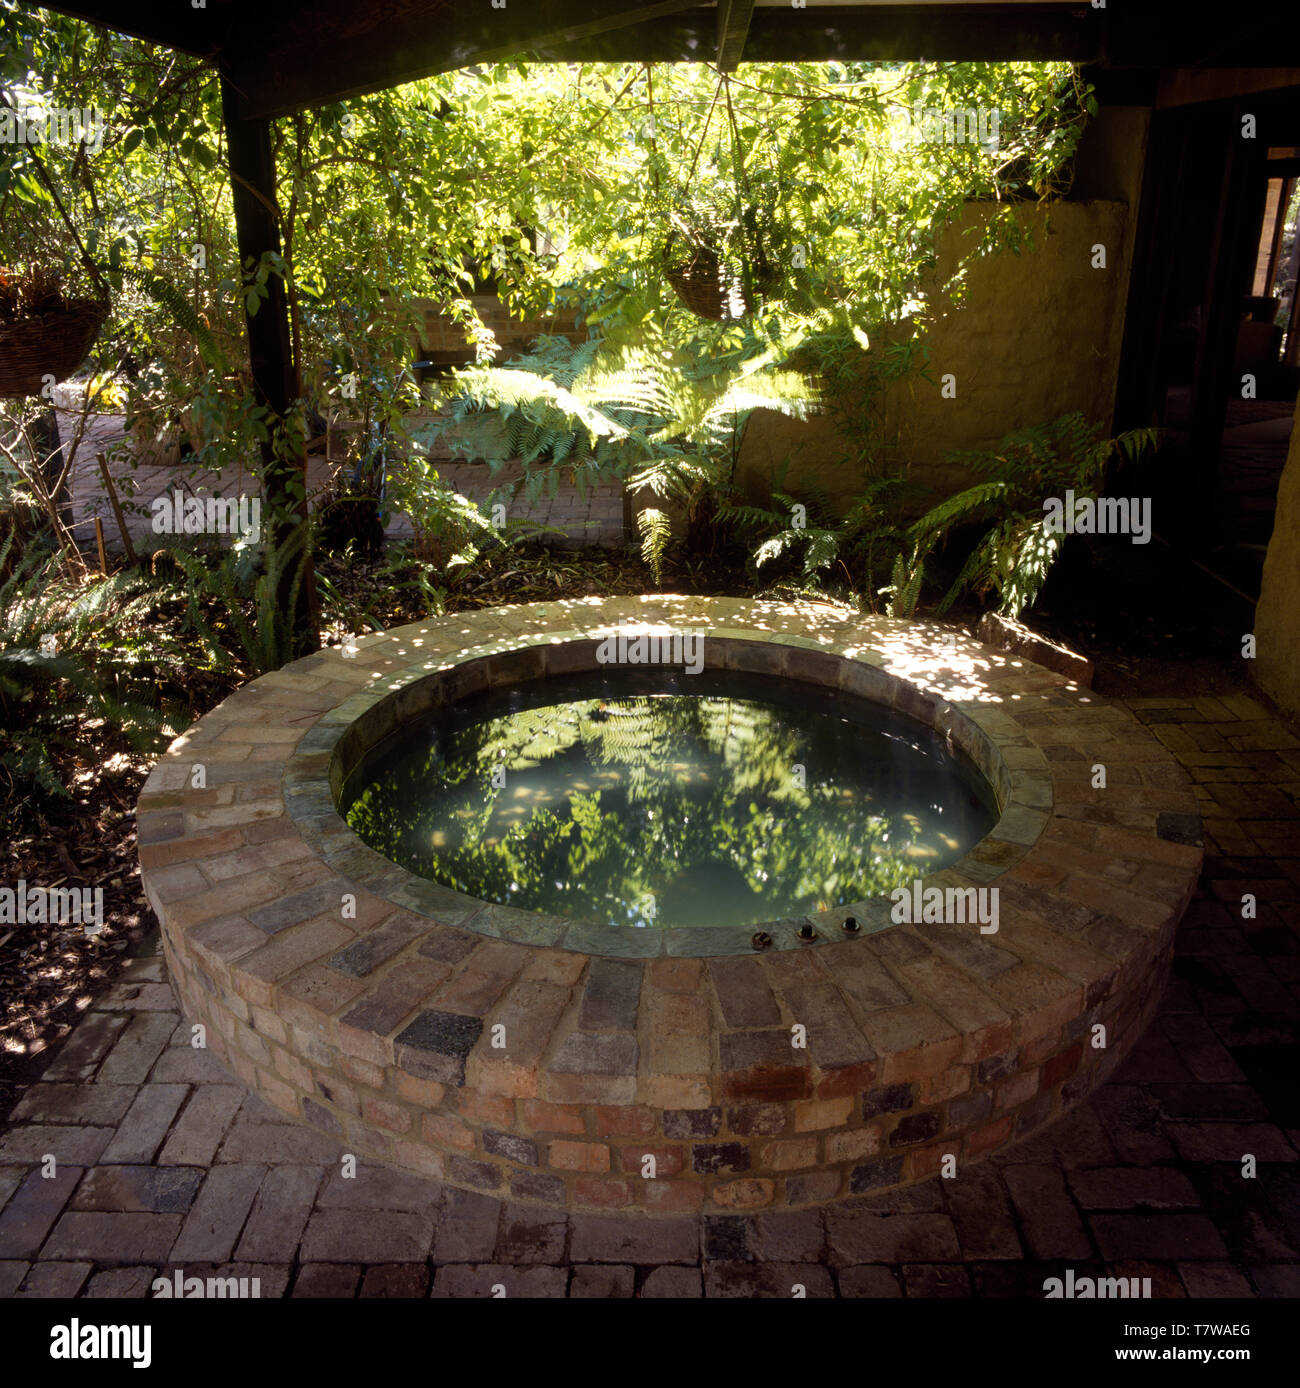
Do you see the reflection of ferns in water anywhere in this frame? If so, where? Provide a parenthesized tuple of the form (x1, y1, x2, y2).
(344, 690, 993, 927)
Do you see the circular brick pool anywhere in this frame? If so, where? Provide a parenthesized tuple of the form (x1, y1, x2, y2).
(139, 597, 1203, 1212)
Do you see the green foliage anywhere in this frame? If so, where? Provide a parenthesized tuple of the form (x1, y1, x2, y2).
(739, 414, 1158, 620)
(385, 445, 562, 598)
(0, 530, 169, 805)
(901, 413, 1160, 618)
(159, 532, 313, 677)
(434, 331, 817, 580)
(1, 10, 1100, 678)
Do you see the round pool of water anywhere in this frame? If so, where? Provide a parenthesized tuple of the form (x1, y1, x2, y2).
(341, 669, 998, 929)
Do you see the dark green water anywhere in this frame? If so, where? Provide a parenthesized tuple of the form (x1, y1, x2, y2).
(342, 670, 997, 929)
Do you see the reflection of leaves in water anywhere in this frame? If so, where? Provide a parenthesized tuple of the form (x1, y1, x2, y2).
(344, 694, 990, 928)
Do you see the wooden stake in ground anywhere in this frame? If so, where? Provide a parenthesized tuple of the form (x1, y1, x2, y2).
(94, 516, 109, 576)
(96, 451, 138, 565)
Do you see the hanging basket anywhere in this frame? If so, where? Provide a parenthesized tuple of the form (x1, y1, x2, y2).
(664, 241, 754, 323)
(0, 298, 109, 398)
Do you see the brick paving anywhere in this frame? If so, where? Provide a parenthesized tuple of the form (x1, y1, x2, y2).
(1, 688, 1297, 1297)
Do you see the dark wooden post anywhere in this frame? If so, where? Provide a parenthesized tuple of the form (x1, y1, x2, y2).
(220, 75, 318, 661)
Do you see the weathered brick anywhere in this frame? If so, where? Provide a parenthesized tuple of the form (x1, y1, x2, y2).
(300, 1209, 434, 1263)
(0, 1166, 82, 1259)
(709, 957, 781, 1027)
(394, 1010, 483, 1086)
(483, 1130, 538, 1166)
(578, 959, 643, 1031)
(726, 1104, 785, 1137)
(794, 1097, 852, 1131)
(234, 1165, 324, 1262)
(42, 1211, 183, 1262)
(521, 1100, 585, 1135)
(761, 1138, 819, 1170)
(72, 1165, 201, 1213)
(549, 1140, 610, 1173)
(862, 1083, 914, 1119)
(692, 1142, 750, 1176)
(848, 1156, 904, 1195)
(664, 1108, 722, 1138)
(710, 1178, 776, 1210)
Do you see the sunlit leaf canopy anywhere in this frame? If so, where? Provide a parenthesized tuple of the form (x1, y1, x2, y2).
(342, 676, 997, 928)
(1, 1, 1090, 474)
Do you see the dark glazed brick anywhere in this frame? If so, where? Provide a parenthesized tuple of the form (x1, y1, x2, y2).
(664, 1108, 721, 1139)
(692, 1143, 751, 1175)
(394, 1010, 483, 1086)
(727, 1105, 786, 1137)
(704, 1215, 754, 1262)
(483, 1130, 538, 1166)
(328, 915, 423, 978)
(1156, 811, 1203, 846)
(578, 959, 643, 1031)
(849, 1157, 904, 1194)
(248, 883, 341, 935)
(446, 1157, 503, 1191)
(862, 1084, 914, 1119)
(709, 958, 781, 1027)
(418, 930, 480, 965)
(889, 1112, 941, 1147)
(977, 1051, 1019, 1084)
(510, 1171, 566, 1204)
(720, 1030, 799, 1070)
(947, 1090, 993, 1127)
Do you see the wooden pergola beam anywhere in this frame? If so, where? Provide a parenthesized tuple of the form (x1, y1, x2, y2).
(20, 1, 1293, 121)
(533, 5, 1106, 67)
(224, 0, 703, 120)
(716, 0, 756, 73)
(29, 0, 226, 56)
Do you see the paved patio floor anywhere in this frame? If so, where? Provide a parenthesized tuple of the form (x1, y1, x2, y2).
(0, 688, 1296, 1297)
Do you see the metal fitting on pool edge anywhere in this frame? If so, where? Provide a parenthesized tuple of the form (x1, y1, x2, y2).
(752, 930, 773, 950)
(798, 921, 817, 942)
(842, 916, 861, 935)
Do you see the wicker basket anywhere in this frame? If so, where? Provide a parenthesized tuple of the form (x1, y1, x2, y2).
(0, 298, 108, 397)
(664, 245, 752, 323)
